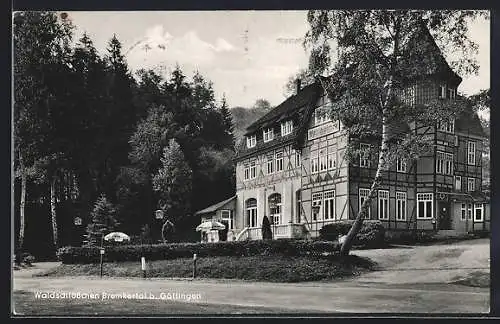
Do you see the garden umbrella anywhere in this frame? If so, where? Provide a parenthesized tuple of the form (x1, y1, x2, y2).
(196, 221, 226, 232)
(104, 232, 131, 242)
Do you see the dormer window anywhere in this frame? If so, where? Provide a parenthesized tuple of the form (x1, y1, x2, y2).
(263, 128, 274, 143)
(281, 120, 293, 136)
(246, 135, 256, 148)
(437, 119, 455, 133)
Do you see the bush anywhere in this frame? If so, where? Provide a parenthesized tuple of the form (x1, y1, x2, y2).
(319, 220, 385, 248)
(57, 239, 340, 264)
(22, 253, 36, 266)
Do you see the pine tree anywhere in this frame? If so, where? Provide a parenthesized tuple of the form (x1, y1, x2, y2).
(220, 94, 235, 148)
(85, 194, 118, 246)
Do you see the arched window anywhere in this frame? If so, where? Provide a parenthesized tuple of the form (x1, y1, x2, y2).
(245, 198, 258, 228)
(268, 193, 282, 225)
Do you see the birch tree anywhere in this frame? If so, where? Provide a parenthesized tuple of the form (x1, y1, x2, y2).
(305, 10, 488, 255)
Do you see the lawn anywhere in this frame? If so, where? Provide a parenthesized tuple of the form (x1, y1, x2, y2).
(37, 255, 374, 282)
(12, 290, 312, 315)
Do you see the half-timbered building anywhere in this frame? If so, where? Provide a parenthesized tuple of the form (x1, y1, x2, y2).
(195, 25, 490, 241)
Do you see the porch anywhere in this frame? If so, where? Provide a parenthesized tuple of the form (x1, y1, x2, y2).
(235, 223, 309, 241)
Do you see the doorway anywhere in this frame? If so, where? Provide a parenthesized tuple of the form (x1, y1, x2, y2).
(438, 200, 452, 230)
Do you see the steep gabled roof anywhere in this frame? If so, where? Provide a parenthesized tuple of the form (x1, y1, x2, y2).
(400, 21, 462, 86)
(244, 82, 321, 134)
(455, 106, 487, 138)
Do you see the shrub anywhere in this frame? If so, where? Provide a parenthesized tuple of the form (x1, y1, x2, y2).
(22, 253, 35, 266)
(57, 239, 340, 264)
(319, 220, 385, 248)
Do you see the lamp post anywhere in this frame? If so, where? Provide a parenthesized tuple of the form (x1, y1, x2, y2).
(312, 205, 321, 238)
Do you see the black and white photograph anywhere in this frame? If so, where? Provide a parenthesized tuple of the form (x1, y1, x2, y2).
(11, 9, 491, 316)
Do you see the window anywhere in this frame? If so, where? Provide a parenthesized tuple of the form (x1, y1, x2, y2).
(378, 190, 389, 220)
(324, 191, 335, 220)
(263, 128, 274, 142)
(246, 135, 256, 148)
(268, 193, 282, 225)
(296, 190, 302, 223)
(437, 119, 455, 133)
(311, 153, 319, 174)
(327, 150, 337, 170)
(313, 107, 329, 126)
(396, 192, 407, 221)
(221, 210, 234, 230)
(250, 161, 257, 179)
(359, 143, 370, 168)
(455, 176, 462, 191)
(359, 188, 371, 219)
(439, 84, 447, 99)
(417, 193, 433, 219)
(448, 88, 456, 99)
(295, 150, 302, 167)
(275, 151, 283, 172)
(266, 153, 274, 174)
(468, 178, 475, 192)
(312, 193, 323, 221)
(319, 149, 328, 172)
(436, 152, 453, 175)
(467, 141, 476, 165)
(281, 120, 293, 136)
(461, 203, 466, 221)
(244, 164, 250, 180)
(396, 158, 407, 172)
(245, 199, 258, 228)
(474, 203, 484, 222)
(467, 203, 473, 220)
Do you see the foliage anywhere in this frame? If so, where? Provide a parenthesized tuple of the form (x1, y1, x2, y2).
(261, 215, 273, 240)
(283, 68, 316, 96)
(57, 239, 341, 264)
(319, 220, 386, 248)
(84, 194, 119, 246)
(152, 139, 192, 227)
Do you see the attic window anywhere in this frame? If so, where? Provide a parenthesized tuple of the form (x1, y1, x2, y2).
(314, 107, 329, 126)
(263, 128, 274, 143)
(246, 135, 256, 148)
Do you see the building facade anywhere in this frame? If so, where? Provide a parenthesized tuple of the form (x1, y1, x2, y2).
(195, 27, 490, 242)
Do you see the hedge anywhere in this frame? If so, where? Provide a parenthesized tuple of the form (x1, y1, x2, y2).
(57, 239, 340, 264)
(319, 220, 385, 248)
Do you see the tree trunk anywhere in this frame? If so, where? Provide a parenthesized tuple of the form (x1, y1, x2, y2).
(50, 175, 58, 249)
(17, 171, 27, 263)
(340, 76, 394, 256)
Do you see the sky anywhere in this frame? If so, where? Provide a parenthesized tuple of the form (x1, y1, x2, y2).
(63, 11, 490, 111)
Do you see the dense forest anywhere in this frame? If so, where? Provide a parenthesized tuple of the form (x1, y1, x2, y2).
(13, 11, 257, 258)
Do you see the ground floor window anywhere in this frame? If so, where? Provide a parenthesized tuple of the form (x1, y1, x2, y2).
(474, 203, 484, 222)
(268, 193, 282, 225)
(396, 192, 407, 221)
(323, 190, 335, 220)
(245, 198, 258, 227)
(296, 190, 302, 223)
(467, 203, 473, 220)
(378, 190, 389, 220)
(221, 210, 234, 230)
(417, 193, 433, 219)
(359, 188, 371, 219)
(461, 203, 466, 221)
(312, 193, 323, 221)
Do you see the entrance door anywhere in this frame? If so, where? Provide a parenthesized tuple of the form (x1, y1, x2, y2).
(438, 201, 452, 230)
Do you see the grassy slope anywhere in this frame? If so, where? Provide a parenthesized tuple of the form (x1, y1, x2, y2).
(38, 255, 374, 283)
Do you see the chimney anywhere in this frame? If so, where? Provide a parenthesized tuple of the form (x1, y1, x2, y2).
(296, 78, 302, 95)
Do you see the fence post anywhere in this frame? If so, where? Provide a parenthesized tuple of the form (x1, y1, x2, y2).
(192, 253, 197, 279)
